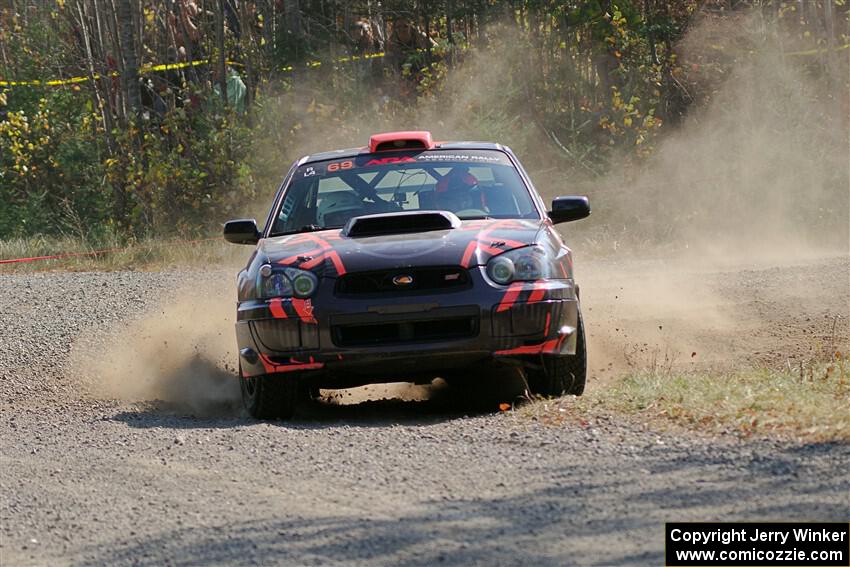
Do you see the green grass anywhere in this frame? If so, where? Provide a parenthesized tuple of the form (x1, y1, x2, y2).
(518, 358, 850, 442)
(0, 235, 249, 272)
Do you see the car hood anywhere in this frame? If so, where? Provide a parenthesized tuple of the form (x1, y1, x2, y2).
(259, 218, 544, 277)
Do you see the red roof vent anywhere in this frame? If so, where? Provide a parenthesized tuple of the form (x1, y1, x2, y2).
(369, 131, 434, 153)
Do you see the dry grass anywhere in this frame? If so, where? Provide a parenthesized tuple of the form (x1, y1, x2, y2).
(0, 235, 249, 272)
(593, 358, 849, 441)
(516, 353, 850, 442)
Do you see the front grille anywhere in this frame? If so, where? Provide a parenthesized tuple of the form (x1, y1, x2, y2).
(251, 319, 319, 351)
(332, 316, 479, 347)
(335, 266, 471, 296)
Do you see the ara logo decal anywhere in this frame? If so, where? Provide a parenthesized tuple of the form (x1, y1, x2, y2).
(365, 156, 417, 166)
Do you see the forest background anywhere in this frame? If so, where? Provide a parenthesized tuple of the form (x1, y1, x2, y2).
(1, 0, 847, 257)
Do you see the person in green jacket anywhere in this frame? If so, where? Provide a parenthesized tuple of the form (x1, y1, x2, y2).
(212, 66, 246, 113)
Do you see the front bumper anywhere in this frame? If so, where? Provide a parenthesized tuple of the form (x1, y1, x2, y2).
(236, 266, 579, 385)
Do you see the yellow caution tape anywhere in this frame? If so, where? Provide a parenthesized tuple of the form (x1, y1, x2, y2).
(284, 51, 387, 72)
(708, 42, 849, 57)
(2, 41, 842, 88)
(0, 76, 92, 87)
(0, 59, 222, 87)
(1, 51, 391, 88)
(784, 43, 849, 56)
(141, 59, 209, 73)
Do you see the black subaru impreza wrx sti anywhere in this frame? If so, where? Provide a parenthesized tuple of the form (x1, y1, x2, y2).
(224, 131, 591, 419)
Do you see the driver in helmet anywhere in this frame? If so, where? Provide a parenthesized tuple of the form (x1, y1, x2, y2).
(316, 191, 365, 227)
(433, 166, 481, 213)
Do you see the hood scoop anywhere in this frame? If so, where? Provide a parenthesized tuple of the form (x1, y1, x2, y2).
(343, 210, 461, 238)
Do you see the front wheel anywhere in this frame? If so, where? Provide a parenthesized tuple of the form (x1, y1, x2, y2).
(526, 309, 587, 397)
(240, 368, 299, 420)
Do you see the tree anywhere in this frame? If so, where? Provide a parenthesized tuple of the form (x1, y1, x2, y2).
(116, 0, 141, 120)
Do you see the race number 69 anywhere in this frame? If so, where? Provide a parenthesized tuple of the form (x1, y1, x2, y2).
(328, 160, 354, 172)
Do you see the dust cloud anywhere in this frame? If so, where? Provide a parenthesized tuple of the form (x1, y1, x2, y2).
(73, 279, 241, 416)
(78, 12, 848, 408)
(575, 14, 848, 378)
(578, 14, 848, 261)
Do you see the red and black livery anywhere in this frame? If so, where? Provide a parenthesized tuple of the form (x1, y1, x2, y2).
(225, 131, 591, 419)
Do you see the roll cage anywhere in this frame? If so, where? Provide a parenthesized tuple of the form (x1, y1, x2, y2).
(261, 145, 549, 239)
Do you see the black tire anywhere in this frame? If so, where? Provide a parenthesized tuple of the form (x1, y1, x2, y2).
(527, 309, 587, 397)
(240, 368, 299, 420)
(298, 382, 321, 402)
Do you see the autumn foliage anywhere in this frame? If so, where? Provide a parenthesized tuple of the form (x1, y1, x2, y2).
(0, 1, 846, 242)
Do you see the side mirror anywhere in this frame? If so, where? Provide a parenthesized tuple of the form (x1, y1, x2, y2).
(548, 196, 590, 224)
(223, 219, 260, 245)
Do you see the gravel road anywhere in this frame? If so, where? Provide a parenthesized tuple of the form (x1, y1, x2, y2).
(1, 255, 848, 566)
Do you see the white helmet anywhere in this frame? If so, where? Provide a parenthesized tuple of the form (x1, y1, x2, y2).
(317, 191, 364, 227)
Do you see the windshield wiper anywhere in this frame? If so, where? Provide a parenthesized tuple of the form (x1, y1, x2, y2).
(268, 224, 328, 237)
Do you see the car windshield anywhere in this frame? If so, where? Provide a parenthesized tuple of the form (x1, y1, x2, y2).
(269, 149, 539, 235)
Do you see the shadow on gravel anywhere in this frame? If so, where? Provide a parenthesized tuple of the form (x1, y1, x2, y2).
(620, 440, 850, 521)
(109, 397, 489, 431)
(110, 371, 528, 430)
(77, 484, 660, 567)
(80, 442, 850, 567)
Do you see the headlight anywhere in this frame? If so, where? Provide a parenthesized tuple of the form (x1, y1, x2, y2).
(486, 246, 549, 284)
(256, 264, 318, 299)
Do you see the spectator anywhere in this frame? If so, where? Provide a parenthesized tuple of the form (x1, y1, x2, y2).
(212, 66, 247, 113)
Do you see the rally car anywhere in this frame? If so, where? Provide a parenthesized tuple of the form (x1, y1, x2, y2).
(224, 131, 590, 419)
